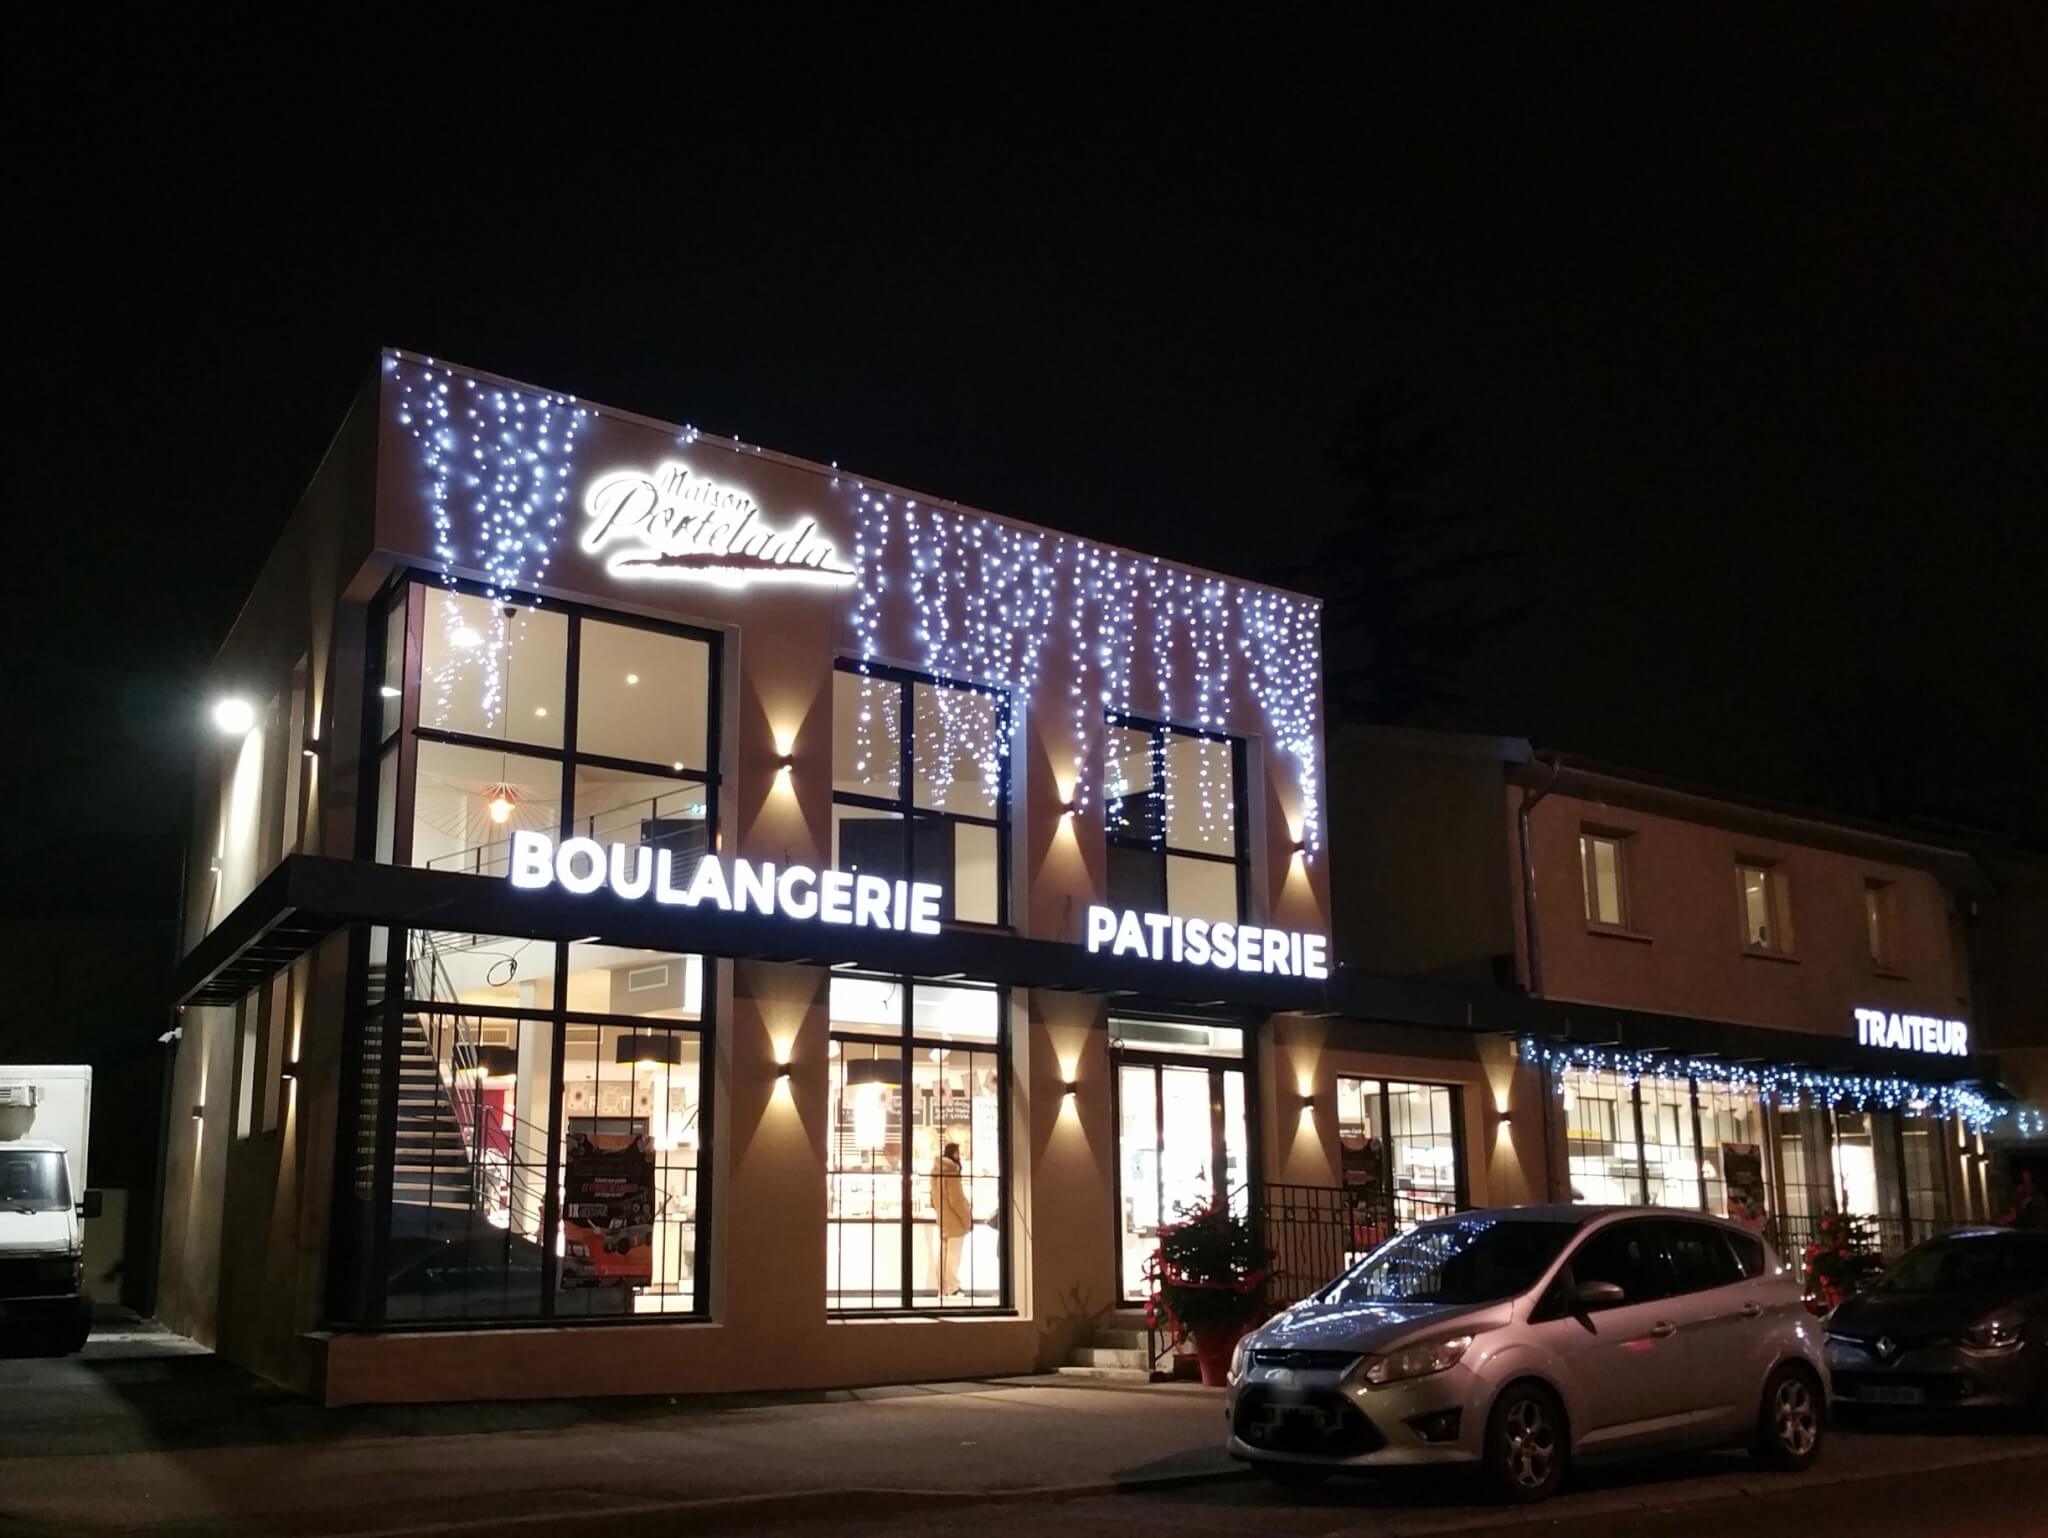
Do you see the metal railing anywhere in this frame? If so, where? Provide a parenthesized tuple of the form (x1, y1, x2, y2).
(1264, 1183, 1462, 1305)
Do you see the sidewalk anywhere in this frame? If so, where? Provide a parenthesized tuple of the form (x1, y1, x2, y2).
(0, 1321, 1239, 1538)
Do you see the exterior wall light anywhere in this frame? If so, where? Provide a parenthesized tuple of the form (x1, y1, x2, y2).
(775, 754, 796, 777)
(776, 1062, 793, 1079)
(280, 1060, 299, 1080)
(190, 1104, 205, 1121)
(1299, 1093, 1315, 1110)
(212, 698, 256, 736)
(1062, 1079, 1079, 1097)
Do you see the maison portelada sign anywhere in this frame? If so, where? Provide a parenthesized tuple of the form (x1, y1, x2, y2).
(1854, 1007, 1969, 1058)
(582, 459, 856, 588)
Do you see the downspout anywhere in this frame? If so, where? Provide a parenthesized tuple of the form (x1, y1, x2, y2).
(1516, 754, 1564, 1198)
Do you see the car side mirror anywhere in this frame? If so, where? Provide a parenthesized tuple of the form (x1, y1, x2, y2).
(1575, 1279, 1627, 1311)
(78, 1189, 104, 1221)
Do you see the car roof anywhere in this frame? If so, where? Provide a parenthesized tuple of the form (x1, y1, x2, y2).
(1427, 1204, 1760, 1233)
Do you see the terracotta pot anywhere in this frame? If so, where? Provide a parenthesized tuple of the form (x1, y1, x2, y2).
(1192, 1325, 1246, 1387)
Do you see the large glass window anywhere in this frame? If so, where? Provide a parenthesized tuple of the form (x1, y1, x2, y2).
(833, 665, 1008, 926)
(1335, 1077, 1464, 1247)
(826, 976, 1006, 1311)
(1697, 1082, 1771, 1228)
(370, 580, 717, 883)
(369, 929, 710, 1325)
(1104, 716, 1243, 923)
(1561, 1067, 1644, 1205)
(1638, 1076, 1701, 1209)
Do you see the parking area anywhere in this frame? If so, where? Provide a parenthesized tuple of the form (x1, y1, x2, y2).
(0, 1315, 2040, 1537)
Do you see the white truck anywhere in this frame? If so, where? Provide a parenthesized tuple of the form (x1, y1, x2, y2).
(0, 1066, 98, 1353)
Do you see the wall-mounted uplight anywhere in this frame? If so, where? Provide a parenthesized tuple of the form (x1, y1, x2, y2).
(1299, 1093, 1316, 1111)
(1062, 1079, 1079, 1098)
(280, 1060, 300, 1080)
(212, 698, 256, 736)
(776, 1062, 793, 1080)
(776, 754, 796, 776)
(189, 1104, 205, 1121)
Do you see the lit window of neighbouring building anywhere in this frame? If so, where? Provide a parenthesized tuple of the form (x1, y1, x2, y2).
(1578, 831, 1631, 929)
(1737, 860, 1795, 955)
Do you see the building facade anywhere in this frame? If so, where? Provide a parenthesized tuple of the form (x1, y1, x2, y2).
(1330, 726, 2008, 1258)
(162, 351, 1365, 1403)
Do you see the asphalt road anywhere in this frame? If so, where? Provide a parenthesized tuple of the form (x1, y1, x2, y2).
(763, 1455, 2047, 1538)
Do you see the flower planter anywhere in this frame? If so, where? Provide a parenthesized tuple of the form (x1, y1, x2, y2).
(1192, 1325, 1245, 1387)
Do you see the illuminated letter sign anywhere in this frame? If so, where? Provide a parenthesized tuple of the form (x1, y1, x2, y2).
(1853, 1007, 1969, 1058)
(581, 460, 855, 588)
(1083, 905, 1330, 981)
(508, 831, 940, 934)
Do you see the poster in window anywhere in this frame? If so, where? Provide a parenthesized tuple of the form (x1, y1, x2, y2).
(1722, 1142, 1768, 1229)
(1340, 1132, 1383, 1200)
(560, 1132, 655, 1289)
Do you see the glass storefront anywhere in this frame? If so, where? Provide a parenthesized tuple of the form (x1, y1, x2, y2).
(1110, 1018, 1249, 1301)
(826, 975, 1007, 1311)
(1555, 1062, 1965, 1255)
(1334, 1077, 1464, 1247)
(368, 932, 709, 1324)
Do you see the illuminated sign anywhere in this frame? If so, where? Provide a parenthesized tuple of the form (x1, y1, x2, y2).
(582, 460, 855, 588)
(508, 831, 940, 934)
(1086, 905, 1329, 980)
(1854, 1007, 1969, 1057)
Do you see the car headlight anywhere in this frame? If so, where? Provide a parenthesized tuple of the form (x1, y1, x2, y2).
(1961, 1318, 2025, 1352)
(1228, 1335, 1251, 1384)
(1362, 1334, 1474, 1386)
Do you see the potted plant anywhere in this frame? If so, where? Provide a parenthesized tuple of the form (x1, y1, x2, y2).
(1801, 1209, 1884, 1313)
(1146, 1200, 1271, 1385)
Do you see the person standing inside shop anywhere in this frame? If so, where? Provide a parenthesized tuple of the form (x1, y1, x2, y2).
(934, 1140, 973, 1299)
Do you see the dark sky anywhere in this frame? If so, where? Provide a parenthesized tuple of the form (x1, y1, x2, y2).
(11, 16, 2045, 919)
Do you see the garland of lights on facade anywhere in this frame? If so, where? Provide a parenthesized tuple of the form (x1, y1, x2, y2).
(388, 356, 589, 731)
(1519, 1037, 2045, 1138)
(848, 494, 1325, 858)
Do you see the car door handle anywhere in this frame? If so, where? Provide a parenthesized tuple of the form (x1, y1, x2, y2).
(1649, 1320, 1677, 1338)
(1740, 1302, 1764, 1319)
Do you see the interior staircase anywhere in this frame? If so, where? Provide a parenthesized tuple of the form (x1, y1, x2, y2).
(1056, 1308, 1160, 1383)
(391, 1014, 476, 1213)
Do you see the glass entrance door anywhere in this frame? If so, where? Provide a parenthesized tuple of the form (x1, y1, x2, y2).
(1115, 1058, 1248, 1302)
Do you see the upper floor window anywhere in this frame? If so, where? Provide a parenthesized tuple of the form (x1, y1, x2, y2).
(1104, 717, 1243, 924)
(832, 663, 1008, 926)
(1737, 860, 1795, 955)
(1865, 880, 1899, 971)
(1578, 830, 1632, 930)
(371, 580, 719, 880)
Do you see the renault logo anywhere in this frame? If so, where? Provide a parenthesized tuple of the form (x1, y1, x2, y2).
(1875, 1335, 1898, 1361)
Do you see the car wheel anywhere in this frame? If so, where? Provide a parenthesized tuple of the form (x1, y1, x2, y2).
(1485, 1382, 1566, 1503)
(1753, 1363, 1824, 1471)
(1252, 1460, 1331, 1488)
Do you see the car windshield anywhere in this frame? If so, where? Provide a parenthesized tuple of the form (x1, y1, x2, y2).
(1878, 1233, 2048, 1292)
(0, 1150, 70, 1213)
(1318, 1217, 1578, 1306)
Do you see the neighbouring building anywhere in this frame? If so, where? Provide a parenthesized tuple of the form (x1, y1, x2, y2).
(1328, 726, 2019, 1258)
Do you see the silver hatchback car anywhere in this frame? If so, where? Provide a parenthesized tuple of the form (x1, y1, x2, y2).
(1226, 1205, 1827, 1501)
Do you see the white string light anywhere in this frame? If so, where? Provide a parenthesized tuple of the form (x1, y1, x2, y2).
(388, 355, 588, 730)
(1517, 1037, 2026, 1136)
(849, 501, 1324, 857)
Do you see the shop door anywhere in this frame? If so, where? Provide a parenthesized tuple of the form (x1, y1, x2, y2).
(1115, 1058, 1247, 1302)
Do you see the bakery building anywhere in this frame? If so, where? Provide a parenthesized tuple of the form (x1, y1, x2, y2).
(160, 350, 1384, 1403)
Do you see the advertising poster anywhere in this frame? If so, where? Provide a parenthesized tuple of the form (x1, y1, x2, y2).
(560, 1132, 655, 1289)
(1722, 1142, 1768, 1229)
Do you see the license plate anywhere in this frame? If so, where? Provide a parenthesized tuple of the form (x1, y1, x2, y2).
(1862, 1385, 1925, 1406)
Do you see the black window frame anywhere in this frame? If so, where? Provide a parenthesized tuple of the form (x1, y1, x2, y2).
(831, 660, 1012, 929)
(1102, 712, 1249, 922)
(366, 572, 723, 878)
(825, 972, 1012, 1315)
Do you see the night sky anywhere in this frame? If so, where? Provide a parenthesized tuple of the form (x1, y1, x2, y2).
(13, 16, 2045, 920)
